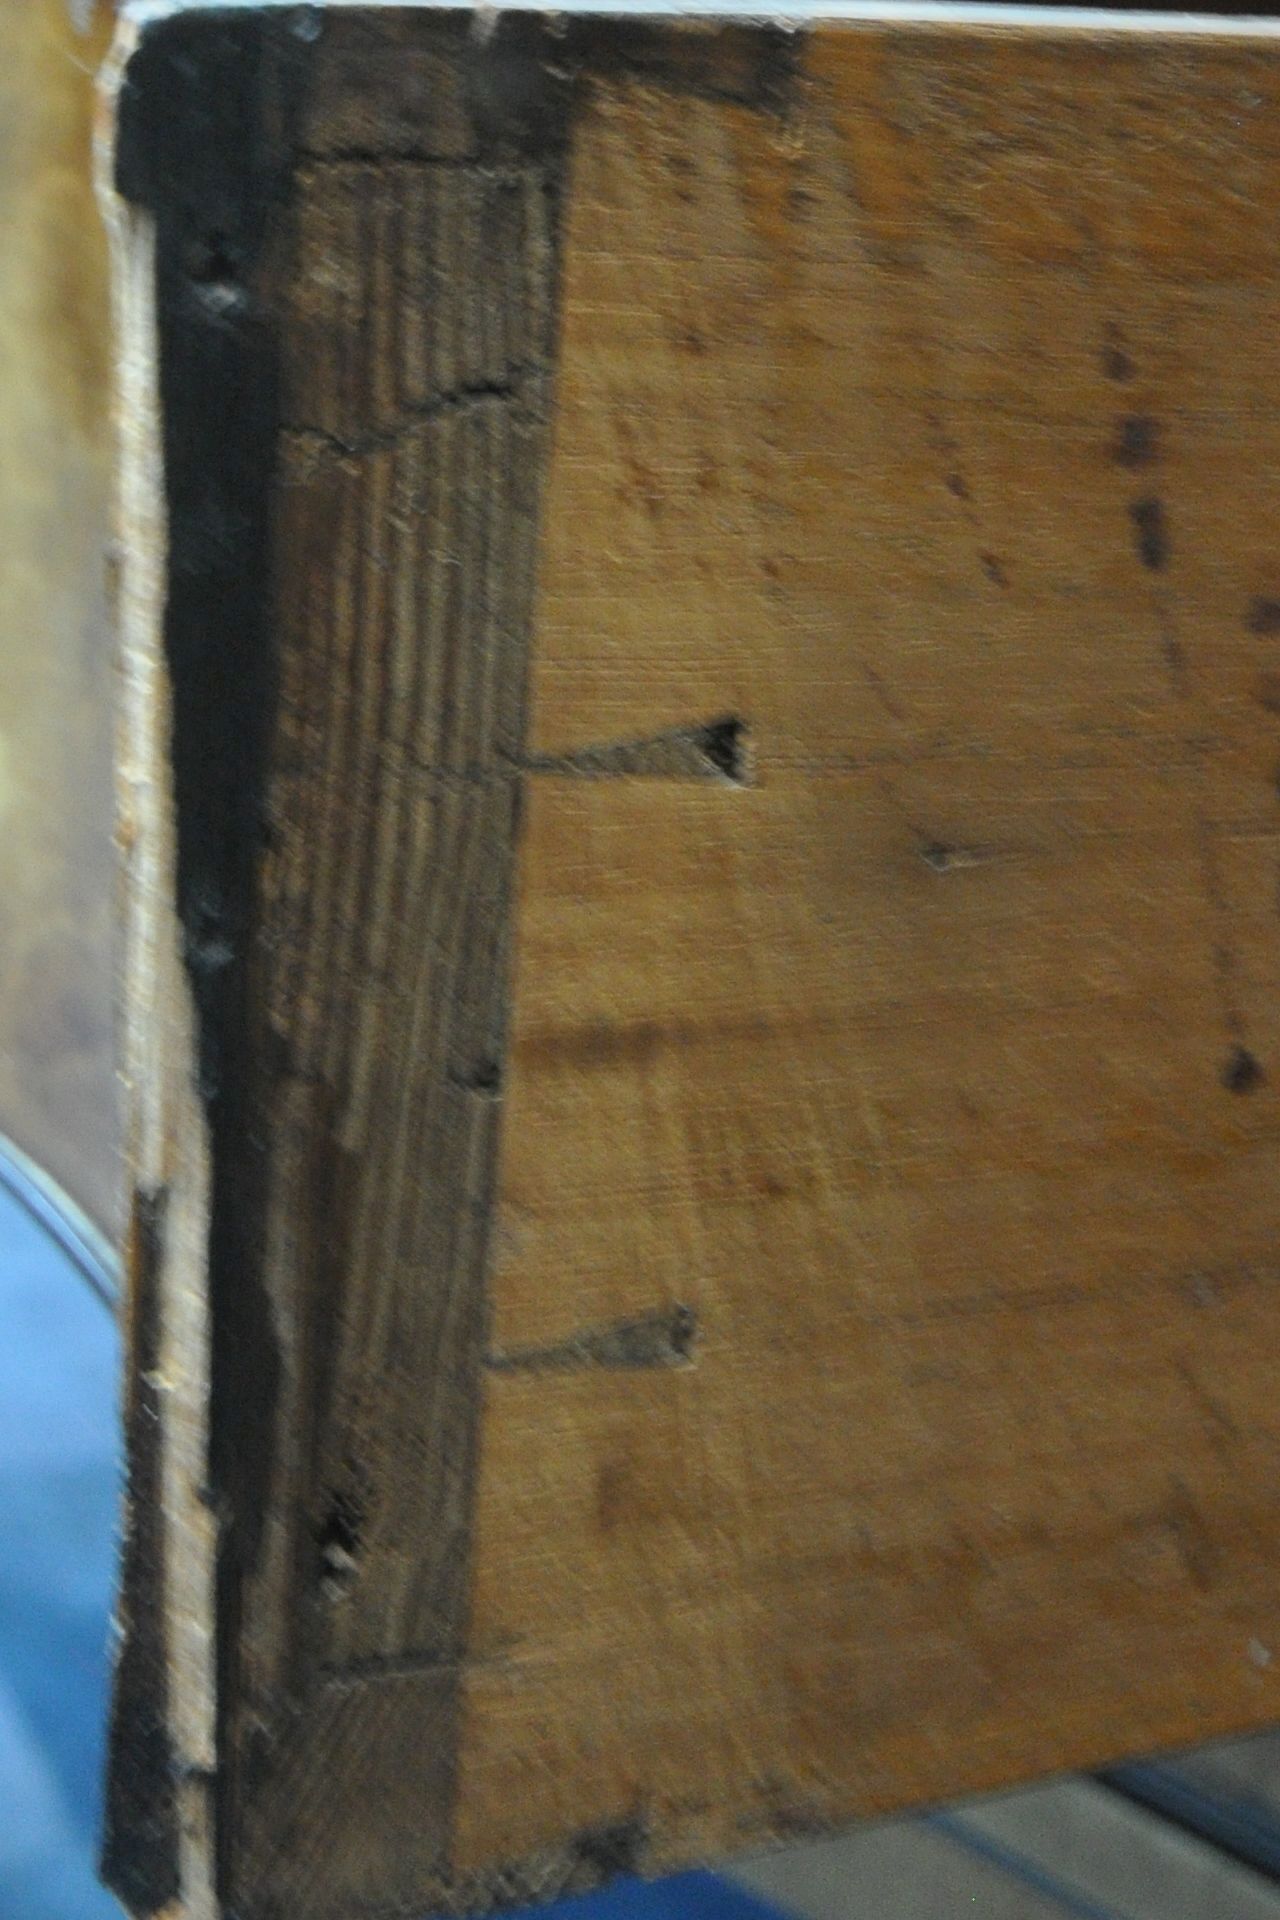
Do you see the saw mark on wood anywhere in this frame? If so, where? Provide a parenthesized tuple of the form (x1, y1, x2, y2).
(525, 716, 751, 784)
(487, 1305, 699, 1374)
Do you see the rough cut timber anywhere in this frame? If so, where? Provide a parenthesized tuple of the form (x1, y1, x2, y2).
(105, 8, 1280, 1919)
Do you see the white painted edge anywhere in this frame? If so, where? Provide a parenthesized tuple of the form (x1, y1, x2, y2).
(122, 0, 1280, 44)
(99, 16, 219, 1920)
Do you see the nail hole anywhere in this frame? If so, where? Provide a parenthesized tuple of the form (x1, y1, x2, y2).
(1113, 415, 1158, 470)
(449, 1057, 503, 1097)
(185, 233, 247, 315)
(698, 717, 750, 784)
(316, 1491, 364, 1599)
(1129, 495, 1169, 573)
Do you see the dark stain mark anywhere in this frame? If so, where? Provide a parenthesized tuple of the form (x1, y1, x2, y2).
(979, 551, 1008, 589)
(316, 1644, 519, 1686)
(1222, 1045, 1265, 1094)
(526, 716, 751, 784)
(1130, 496, 1169, 572)
(1102, 329, 1135, 383)
(736, 1776, 833, 1841)
(516, 1016, 667, 1073)
(374, 1814, 656, 1914)
(488, 1304, 698, 1374)
(1248, 596, 1280, 636)
(100, 1188, 182, 1917)
(945, 471, 970, 500)
(570, 1817, 650, 1883)
(567, 19, 800, 118)
(762, 1801, 834, 1841)
(1255, 670, 1280, 715)
(1114, 414, 1158, 470)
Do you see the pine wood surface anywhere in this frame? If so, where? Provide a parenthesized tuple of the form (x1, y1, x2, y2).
(107, 12, 1280, 1917)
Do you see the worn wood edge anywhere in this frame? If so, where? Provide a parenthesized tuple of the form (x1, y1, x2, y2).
(117, 0, 1280, 42)
(98, 20, 219, 1920)
(92, 14, 795, 1913)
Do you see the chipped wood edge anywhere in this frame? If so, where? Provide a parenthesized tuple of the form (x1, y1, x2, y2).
(98, 19, 218, 1919)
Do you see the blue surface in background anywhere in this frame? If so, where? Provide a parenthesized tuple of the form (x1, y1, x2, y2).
(0, 1179, 787, 1920)
(0, 1181, 119, 1920)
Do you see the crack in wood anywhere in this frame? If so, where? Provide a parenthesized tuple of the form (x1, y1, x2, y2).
(280, 371, 541, 461)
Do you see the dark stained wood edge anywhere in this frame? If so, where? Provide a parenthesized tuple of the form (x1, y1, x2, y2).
(113, 16, 313, 1910)
(107, 12, 802, 1915)
(101, 1185, 182, 1914)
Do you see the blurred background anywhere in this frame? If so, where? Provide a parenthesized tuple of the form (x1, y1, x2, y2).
(5, 2, 1280, 1916)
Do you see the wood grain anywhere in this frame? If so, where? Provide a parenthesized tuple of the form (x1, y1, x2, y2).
(109, 11, 1280, 1919)
(0, 0, 117, 1230)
